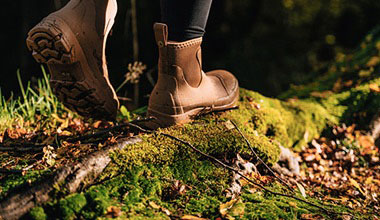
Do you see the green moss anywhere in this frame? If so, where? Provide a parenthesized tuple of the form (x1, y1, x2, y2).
(21, 26, 380, 220)
(279, 26, 380, 130)
(27, 207, 47, 220)
(81, 186, 113, 219)
(0, 170, 52, 200)
(58, 193, 87, 220)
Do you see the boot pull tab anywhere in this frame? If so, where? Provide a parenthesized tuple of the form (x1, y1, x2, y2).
(153, 23, 168, 48)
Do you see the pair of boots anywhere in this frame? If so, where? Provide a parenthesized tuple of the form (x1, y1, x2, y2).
(26, 0, 239, 127)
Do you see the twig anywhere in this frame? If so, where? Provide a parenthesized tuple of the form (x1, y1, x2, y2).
(0, 145, 44, 152)
(230, 120, 295, 192)
(193, 106, 239, 120)
(159, 132, 350, 216)
(117, 96, 133, 102)
(66, 117, 154, 143)
(0, 162, 39, 175)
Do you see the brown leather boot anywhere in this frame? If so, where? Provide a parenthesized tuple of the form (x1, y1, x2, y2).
(148, 23, 239, 127)
(26, 0, 119, 120)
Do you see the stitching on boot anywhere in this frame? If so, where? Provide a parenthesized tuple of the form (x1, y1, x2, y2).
(168, 38, 202, 49)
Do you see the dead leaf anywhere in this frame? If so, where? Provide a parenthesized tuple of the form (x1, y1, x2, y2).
(149, 201, 171, 216)
(349, 177, 366, 196)
(343, 80, 353, 87)
(358, 135, 374, 149)
(60, 130, 72, 136)
(365, 176, 373, 185)
(310, 91, 333, 98)
(249, 102, 261, 110)
(366, 56, 380, 67)
(220, 199, 238, 217)
(359, 69, 373, 77)
(93, 120, 103, 129)
(224, 120, 235, 130)
(106, 206, 122, 218)
(300, 214, 312, 219)
(369, 83, 380, 93)
(346, 124, 356, 134)
(296, 182, 307, 198)
(288, 201, 297, 208)
(342, 214, 353, 220)
(181, 215, 208, 220)
(149, 201, 160, 209)
(333, 78, 342, 92)
(58, 118, 69, 130)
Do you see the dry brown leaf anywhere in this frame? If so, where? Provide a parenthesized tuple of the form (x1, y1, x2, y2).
(346, 124, 356, 134)
(58, 118, 69, 130)
(358, 135, 375, 149)
(106, 206, 122, 218)
(149, 201, 171, 216)
(366, 56, 380, 67)
(365, 176, 373, 185)
(220, 199, 238, 217)
(296, 182, 307, 198)
(300, 213, 314, 220)
(60, 130, 72, 136)
(343, 80, 353, 87)
(369, 83, 380, 93)
(310, 91, 333, 98)
(149, 201, 160, 209)
(349, 177, 366, 196)
(181, 215, 208, 220)
(224, 120, 235, 130)
(249, 102, 261, 110)
(93, 120, 103, 129)
(288, 201, 297, 208)
(333, 78, 342, 92)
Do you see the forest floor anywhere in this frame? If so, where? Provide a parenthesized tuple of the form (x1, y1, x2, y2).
(0, 27, 379, 219)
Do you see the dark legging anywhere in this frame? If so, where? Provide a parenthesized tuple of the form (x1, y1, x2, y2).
(160, 0, 213, 42)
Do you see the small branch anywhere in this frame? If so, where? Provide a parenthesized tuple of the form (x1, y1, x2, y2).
(230, 120, 295, 192)
(0, 145, 44, 153)
(117, 96, 133, 102)
(66, 117, 154, 143)
(160, 132, 350, 216)
(193, 106, 239, 119)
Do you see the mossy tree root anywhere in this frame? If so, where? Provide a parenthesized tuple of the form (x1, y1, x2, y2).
(0, 137, 141, 220)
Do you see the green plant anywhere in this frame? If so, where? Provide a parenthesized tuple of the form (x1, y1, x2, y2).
(0, 66, 70, 133)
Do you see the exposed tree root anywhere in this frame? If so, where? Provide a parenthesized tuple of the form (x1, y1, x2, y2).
(0, 137, 141, 220)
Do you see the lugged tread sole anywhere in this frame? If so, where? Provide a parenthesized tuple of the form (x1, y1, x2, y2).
(26, 17, 117, 120)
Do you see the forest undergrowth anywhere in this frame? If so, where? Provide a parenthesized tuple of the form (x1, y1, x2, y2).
(0, 27, 379, 219)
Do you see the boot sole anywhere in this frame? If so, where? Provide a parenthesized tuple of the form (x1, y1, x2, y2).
(26, 16, 118, 120)
(147, 88, 240, 128)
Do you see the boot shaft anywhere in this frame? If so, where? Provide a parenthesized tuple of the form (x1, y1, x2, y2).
(153, 23, 202, 88)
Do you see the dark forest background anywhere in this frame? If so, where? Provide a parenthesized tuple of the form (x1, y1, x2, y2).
(1, 0, 379, 107)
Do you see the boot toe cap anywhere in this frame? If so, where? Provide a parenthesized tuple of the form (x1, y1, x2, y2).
(206, 70, 239, 95)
